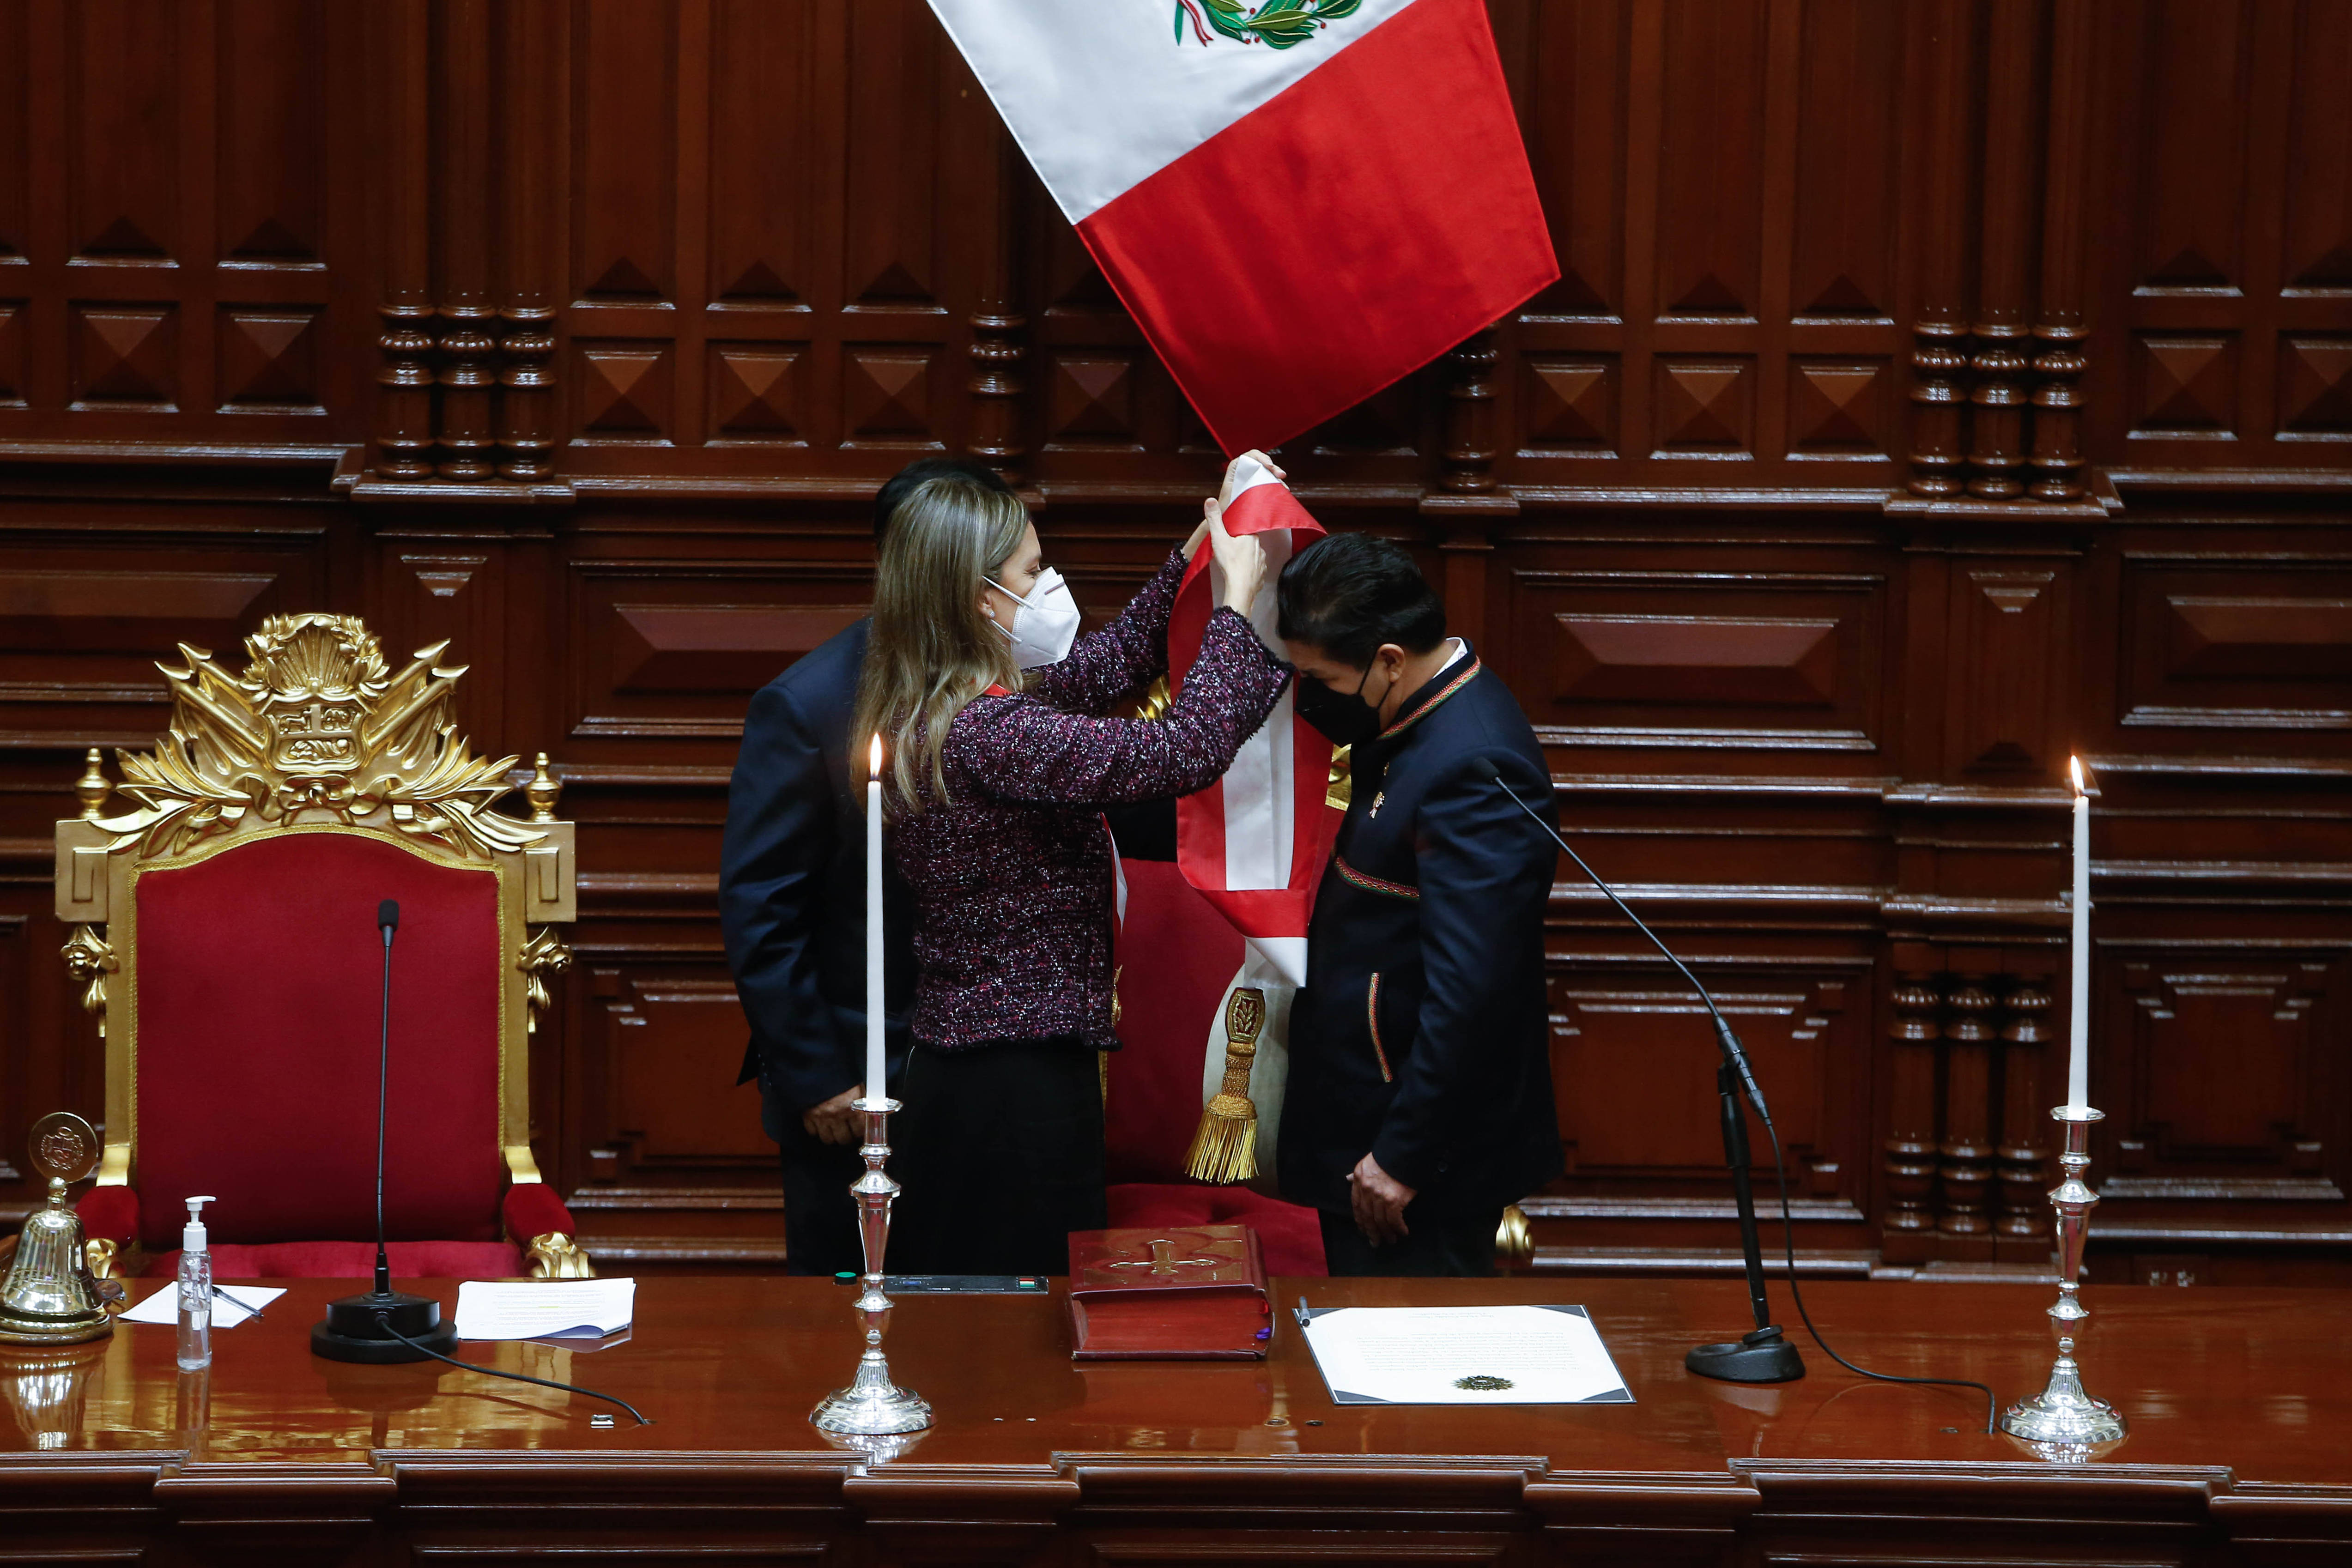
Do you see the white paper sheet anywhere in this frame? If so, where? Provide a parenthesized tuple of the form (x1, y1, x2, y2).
(120, 1283, 285, 1328)
(1301, 1304, 1633, 1405)
(454, 1278, 635, 1341)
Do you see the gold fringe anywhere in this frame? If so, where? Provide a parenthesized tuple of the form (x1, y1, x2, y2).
(1183, 987, 1267, 1185)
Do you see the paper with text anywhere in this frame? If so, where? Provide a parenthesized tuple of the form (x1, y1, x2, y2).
(1302, 1304, 1633, 1405)
(121, 1283, 285, 1329)
(455, 1278, 635, 1341)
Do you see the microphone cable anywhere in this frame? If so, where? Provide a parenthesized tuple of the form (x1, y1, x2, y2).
(372, 1310, 654, 1426)
(1484, 763, 1999, 1434)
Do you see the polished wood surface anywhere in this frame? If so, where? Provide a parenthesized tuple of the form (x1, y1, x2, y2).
(0, 1276, 2345, 1564)
(0, 0, 2347, 1286)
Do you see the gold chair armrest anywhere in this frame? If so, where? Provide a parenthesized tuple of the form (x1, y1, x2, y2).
(84, 1237, 119, 1281)
(1494, 1203, 1533, 1272)
(524, 1232, 596, 1279)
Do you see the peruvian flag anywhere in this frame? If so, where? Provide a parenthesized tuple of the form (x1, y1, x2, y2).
(927, 0, 1558, 455)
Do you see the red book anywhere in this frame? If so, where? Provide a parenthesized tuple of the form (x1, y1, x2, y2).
(1065, 1224, 1273, 1361)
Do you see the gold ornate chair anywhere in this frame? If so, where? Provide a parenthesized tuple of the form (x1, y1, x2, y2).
(54, 614, 591, 1281)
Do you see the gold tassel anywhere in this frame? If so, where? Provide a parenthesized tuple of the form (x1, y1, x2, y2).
(1183, 987, 1266, 1184)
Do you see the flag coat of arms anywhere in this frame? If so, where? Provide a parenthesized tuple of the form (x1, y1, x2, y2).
(926, 0, 1559, 455)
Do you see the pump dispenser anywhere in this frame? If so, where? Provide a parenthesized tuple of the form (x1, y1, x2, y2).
(176, 1196, 214, 1371)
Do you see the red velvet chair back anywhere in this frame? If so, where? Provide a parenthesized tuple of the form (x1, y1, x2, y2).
(128, 830, 508, 1249)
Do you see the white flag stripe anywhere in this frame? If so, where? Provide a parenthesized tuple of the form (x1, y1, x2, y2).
(926, 0, 1418, 224)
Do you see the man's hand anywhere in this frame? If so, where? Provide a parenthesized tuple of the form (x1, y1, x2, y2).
(801, 1084, 863, 1146)
(1346, 1153, 1416, 1247)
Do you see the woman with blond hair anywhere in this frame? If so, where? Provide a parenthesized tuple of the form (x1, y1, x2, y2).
(855, 466, 1286, 1275)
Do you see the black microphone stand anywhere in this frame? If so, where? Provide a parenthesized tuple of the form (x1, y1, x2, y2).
(1484, 765, 1803, 1383)
(312, 899, 461, 1364)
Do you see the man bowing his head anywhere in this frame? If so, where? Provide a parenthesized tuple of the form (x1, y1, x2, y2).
(1275, 533, 1564, 1276)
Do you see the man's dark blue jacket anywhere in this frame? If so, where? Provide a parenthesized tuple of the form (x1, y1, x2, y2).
(721, 620, 914, 1135)
(1278, 649, 1564, 1217)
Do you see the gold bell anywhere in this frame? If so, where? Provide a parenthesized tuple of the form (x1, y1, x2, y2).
(0, 1114, 113, 1346)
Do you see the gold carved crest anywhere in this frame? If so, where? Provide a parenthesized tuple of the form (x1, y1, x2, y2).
(100, 614, 542, 861)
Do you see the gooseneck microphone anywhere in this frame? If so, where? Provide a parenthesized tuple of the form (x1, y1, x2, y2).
(1483, 763, 1996, 1425)
(312, 898, 461, 1364)
(374, 899, 397, 1296)
(309, 901, 653, 1423)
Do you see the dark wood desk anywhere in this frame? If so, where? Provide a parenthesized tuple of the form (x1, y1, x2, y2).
(0, 1275, 2343, 1566)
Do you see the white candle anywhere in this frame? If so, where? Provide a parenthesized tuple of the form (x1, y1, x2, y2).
(2067, 756, 2090, 1109)
(867, 733, 886, 1104)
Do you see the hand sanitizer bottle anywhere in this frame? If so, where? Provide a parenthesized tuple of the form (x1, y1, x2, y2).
(176, 1196, 215, 1372)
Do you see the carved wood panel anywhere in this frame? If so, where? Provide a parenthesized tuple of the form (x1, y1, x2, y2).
(1497, 557, 1886, 758)
(1495, 0, 1909, 493)
(2116, 554, 2352, 741)
(2103, 950, 2350, 1203)
(0, 0, 2343, 1282)
(2085, 0, 2352, 472)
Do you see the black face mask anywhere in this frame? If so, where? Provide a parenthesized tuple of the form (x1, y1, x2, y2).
(1292, 660, 1388, 747)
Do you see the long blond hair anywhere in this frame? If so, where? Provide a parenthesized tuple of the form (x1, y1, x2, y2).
(854, 475, 1030, 814)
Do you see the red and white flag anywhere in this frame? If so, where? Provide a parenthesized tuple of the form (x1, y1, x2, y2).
(927, 0, 1558, 455)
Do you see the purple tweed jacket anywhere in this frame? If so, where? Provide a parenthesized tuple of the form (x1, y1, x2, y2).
(892, 550, 1287, 1051)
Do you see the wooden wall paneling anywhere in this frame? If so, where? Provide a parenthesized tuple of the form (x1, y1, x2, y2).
(2103, 946, 2350, 1205)
(1935, 961, 1997, 1248)
(1902, 0, 1976, 498)
(0, 0, 363, 451)
(367, 0, 435, 478)
(494, 0, 560, 481)
(1020, 171, 1236, 497)
(434, 0, 497, 480)
(0, 0, 24, 283)
(700, 0, 829, 463)
(2113, 550, 2352, 746)
(1497, 0, 1628, 480)
(1940, 547, 2072, 779)
(2029, 0, 2095, 500)
(1879, 948, 1944, 1256)
(2087, 0, 2352, 476)
(1995, 967, 2056, 1254)
(943, 35, 1025, 487)
(1502, 554, 1887, 760)
(563, 0, 684, 458)
(1966, 0, 2042, 500)
(1532, 947, 1873, 1263)
(1782, 0, 1906, 477)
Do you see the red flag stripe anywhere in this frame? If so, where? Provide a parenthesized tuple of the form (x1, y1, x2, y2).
(1074, 0, 1557, 456)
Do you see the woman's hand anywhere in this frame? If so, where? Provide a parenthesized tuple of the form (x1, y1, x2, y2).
(1235, 448, 1286, 482)
(1188, 451, 1288, 563)
(1204, 497, 1270, 613)
(1182, 515, 1212, 562)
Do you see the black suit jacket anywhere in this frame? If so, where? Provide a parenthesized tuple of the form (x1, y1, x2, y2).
(721, 619, 915, 1138)
(1277, 649, 1565, 1217)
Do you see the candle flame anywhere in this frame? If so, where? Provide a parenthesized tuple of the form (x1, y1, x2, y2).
(2068, 755, 2085, 797)
(869, 733, 883, 779)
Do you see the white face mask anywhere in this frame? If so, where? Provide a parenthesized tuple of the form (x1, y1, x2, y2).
(985, 566, 1082, 670)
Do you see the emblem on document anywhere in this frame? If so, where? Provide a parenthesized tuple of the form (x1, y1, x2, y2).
(1175, 0, 1363, 48)
(1454, 1374, 1514, 1392)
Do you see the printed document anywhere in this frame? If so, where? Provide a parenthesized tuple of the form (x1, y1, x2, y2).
(1301, 1304, 1633, 1405)
(455, 1278, 635, 1341)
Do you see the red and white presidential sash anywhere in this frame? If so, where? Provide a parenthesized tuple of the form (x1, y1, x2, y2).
(1165, 455, 1343, 1174)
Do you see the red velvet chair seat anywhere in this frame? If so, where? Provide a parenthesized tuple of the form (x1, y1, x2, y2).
(1107, 1181, 1325, 1277)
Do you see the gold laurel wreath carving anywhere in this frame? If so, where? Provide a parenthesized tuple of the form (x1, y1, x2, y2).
(98, 614, 544, 862)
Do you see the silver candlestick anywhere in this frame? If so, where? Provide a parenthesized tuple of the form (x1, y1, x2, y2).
(810, 1098, 932, 1436)
(2000, 1105, 2126, 1449)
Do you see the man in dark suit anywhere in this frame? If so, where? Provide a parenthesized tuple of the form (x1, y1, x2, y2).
(1273, 533, 1564, 1276)
(721, 458, 1016, 1275)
